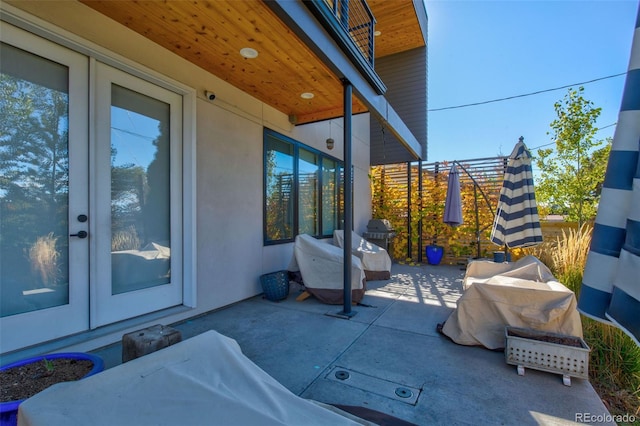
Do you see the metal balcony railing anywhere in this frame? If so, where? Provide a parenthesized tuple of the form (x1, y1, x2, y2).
(322, 0, 376, 68)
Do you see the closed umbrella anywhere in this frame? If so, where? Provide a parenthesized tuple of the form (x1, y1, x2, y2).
(443, 164, 463, 226)
(578, 7, 640, 346)
(490, 137, 543, 249)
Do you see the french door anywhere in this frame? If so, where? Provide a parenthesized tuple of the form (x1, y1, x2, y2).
(91, 62, 183, 327)
(0, 24, 183, 353)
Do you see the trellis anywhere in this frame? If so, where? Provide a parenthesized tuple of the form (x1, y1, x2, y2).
(370, 156, 508, 265)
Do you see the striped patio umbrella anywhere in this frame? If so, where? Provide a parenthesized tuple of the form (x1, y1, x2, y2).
(443, 164, 463, 226)
(490, 137, 543, 249)
(578, 5, 640, 346)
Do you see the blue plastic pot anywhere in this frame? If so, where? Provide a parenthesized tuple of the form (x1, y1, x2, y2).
(493, 251, 512, 263)
(259, 270, 290, 302)
(426, 245, 444, 265)
(0, 352, 104, 426)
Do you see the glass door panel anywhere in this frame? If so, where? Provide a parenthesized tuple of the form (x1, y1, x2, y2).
(110, 84, 171, 295)
(0, 43, 71, 316)
(92, 62, 182, 327)
(0, 25, 89, 353)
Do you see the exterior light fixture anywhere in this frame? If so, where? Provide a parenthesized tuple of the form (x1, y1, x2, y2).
(239, 47, 258, 59)
(300, 92, 314, 99)
(326, 138, 334, 150)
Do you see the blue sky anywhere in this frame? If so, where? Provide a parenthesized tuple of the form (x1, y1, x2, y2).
(424, 0, 638, 164)
(111, 107, 159, 168)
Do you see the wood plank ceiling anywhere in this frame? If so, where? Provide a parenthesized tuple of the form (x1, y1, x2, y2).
(80, 0, 425, 124)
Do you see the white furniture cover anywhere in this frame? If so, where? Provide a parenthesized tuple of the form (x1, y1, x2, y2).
(333, 230, 392, 280)
(18, 331, 370, 426)
(442, 255, 583, 350)
(461, 255, 556, 291)
(290, 234, 366, 304)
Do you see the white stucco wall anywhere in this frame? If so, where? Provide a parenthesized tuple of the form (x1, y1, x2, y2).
(195, 103, 372, 309)
(3, 1, 373, 338)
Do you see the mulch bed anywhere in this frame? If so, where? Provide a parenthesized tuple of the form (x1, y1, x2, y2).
(507, 328, 585, 348)
(1, 358, 93, 402)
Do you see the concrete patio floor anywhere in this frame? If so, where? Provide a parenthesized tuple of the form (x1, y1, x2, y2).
(92, 263, 612, 425)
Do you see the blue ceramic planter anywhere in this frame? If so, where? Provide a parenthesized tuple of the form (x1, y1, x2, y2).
(426, 245, 444, 265)
(0, 352, 104, 426)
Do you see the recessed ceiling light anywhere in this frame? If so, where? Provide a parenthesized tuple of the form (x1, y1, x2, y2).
(300, 92, 314, 99)
(239, 47, 258, 59)
(374, 30, 382, 36)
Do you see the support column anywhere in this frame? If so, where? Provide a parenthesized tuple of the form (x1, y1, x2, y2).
(340, 79, 355, 317)
(407, 162, 412, 259)
(418, 160, 423, 263)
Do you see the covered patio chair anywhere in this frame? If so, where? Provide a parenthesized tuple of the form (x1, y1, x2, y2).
(333, 230, 392, 280)
(289, 234, 366, 304)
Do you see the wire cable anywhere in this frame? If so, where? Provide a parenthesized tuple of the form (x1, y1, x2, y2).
(528, 122, 617, 151)
(428, 72, 627, 112)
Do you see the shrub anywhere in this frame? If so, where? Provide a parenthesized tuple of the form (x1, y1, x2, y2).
(538, 224, 640, 418)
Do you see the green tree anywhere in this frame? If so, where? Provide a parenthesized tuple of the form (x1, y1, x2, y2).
(535, 87, 610, 226)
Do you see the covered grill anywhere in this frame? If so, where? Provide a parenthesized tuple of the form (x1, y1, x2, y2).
(362, 219, 396, 254)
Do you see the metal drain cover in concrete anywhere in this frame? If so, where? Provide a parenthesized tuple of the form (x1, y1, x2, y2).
(326, 367, 420, 405)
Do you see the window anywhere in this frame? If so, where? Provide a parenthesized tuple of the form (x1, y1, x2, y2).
(264, 136, 294, 241)
(322, 158, 340, 235)
(264, 129, 343, 244)
(298, 148, 318, 235)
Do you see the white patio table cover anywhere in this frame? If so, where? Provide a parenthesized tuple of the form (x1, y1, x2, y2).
(442, 256, 583, 350)
(333, 230, 391, 280)
(18, 331, 370, 426)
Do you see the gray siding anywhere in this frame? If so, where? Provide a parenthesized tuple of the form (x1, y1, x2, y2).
(370, 46, 428, 165)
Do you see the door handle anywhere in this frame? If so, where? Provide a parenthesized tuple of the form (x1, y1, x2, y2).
(70, 231, 88, 239)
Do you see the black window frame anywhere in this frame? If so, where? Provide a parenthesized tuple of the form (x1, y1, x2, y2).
(263, 128, 344, 245)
